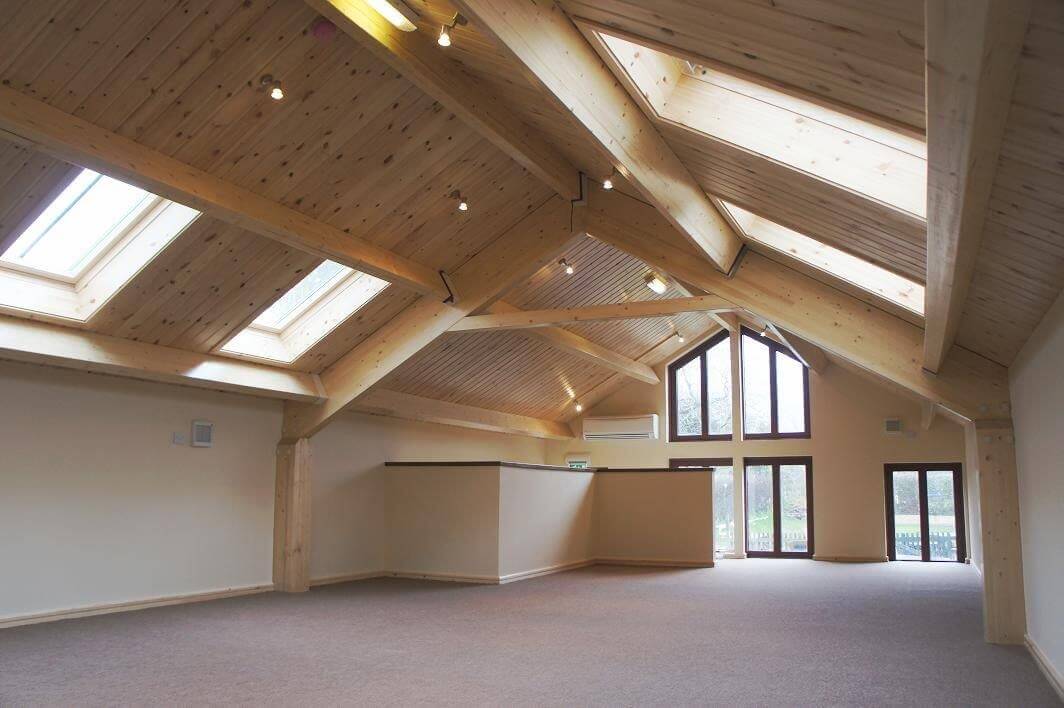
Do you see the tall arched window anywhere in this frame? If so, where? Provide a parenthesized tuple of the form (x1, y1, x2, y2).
(740, 327, 810, 439)
(667, 330, 732, 441)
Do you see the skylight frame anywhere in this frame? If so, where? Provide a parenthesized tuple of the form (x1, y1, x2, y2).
(251, 261, 354, 335)
(1, 169, 164, 283)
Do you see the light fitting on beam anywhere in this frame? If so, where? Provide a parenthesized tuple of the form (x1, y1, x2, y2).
(366, 0, 419, 32)
(644, 273, 667, 294)
(677, 332, 685, 344)
(438, 12, 466, 47)
(574, 401, 584, 413)
(559, 258, 574, 275)
(760, 324, 770, 337)
(602, 173, 614, 190)
(260, 75, 284, 101)
(449, 189, 468, 212)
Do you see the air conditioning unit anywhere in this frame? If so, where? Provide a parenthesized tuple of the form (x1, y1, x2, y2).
(582, 414, 659, 441)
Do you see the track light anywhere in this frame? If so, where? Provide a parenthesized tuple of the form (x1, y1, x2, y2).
(677, 332, 685, 344)
(574, 401, 583, 413)
(644, 273, 667, 294)
(602, 177, 613, 190)
(760, 324, 770, 337)
(438, 12, 466, 47)
(260, 75, 284, 101)
(559, 258, 574, 275)
(449, 189, 468, 212)
(366, 0, 419, 32)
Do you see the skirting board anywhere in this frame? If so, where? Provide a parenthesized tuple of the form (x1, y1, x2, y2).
(0, 583, 274, 630)
(499, 559, 596, 584)
(310, 571, 385, 587)
(595, 557, 714, 568)
(812, 555, 888, 563)
(1027, 634, 1064, 703)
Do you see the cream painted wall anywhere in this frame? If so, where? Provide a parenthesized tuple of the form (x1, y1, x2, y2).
(547, 355, 967, 561)
(1010, 289, 1064, 681)
(498, 467, 594, 577)
(0, 361, 279, 620)
(594, 471, 713, 564)
(310, 413, 547, 582)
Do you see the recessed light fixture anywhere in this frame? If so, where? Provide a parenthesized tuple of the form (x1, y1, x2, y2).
(366, 0, 419, 32)
(260, 75, 284, 101)
(449, 189, 468, 212)
(574, 401, 584, 413)
(437, 13, 466, 47)
(559, 258, 574, 275)
(644, 273, 667, 294)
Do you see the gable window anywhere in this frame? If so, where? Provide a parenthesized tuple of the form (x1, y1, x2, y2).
(0, 167, 199, 323)
(667, 330, 732, 441)
(741, 327, 810, 439)
(221, 260, 388, 365)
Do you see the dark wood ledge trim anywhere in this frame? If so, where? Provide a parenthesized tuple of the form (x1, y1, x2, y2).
(385, 461, 718, 473)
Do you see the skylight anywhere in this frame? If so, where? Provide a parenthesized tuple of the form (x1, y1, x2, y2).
(221, 261, 389, 365)
(2, 169, 157, 277)
(254, 260, 352, 330)
(596, 32, 926, 218)
(721, 202, 924, 316)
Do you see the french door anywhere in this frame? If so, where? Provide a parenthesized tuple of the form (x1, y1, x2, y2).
(744, 457, 813, 557)
(884, 463, 965, 562)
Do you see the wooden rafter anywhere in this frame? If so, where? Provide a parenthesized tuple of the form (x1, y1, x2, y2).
(923, 0, 1031, 372)
(584, 184, 1009, 421)
(0, 314, 325, 403)
(483, 301, 658, 385)
(353, 388, 573, 440)
(0, 87, 449, 299)
(281, 196, 582, 440)
(451, 0, 743, 273)
(307, 0, 580, 201)
(451, 295, 735, 332)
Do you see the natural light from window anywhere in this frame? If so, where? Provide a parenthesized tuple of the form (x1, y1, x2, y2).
(720, 201, 924, 316)
(222, 260, 388, 365)
(2, 169, 157, 277)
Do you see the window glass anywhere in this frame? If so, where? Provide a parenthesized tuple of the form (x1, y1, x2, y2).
(712, 467, 735, 555)
(706, 337, 732, 435)
(254, 260, 351, 330)
(2, 169, 155, 276)
(746, 465, 774, 552)
(775, 351, 807, 433)
(742, 334, 771, 434)
(674, 356, 703, 436)
(779, 464, 810, 552)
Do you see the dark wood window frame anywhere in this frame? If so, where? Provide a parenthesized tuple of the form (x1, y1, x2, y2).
(884, 463, 966, 563)
(667, 330, 732, 442)
(740, 326, 811, 440)
(743, 456, 814, 558)
(669, 457, 734, 469)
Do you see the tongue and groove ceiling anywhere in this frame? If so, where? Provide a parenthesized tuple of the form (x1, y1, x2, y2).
(0, 0, 1060, 425)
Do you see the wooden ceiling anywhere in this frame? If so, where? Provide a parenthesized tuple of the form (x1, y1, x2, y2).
(0, 0, 1060, 427)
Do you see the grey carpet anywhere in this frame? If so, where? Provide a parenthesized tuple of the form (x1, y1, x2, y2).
(0, 560, 1058, 706)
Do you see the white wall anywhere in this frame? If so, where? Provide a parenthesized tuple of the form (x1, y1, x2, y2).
(1011, 290, 1064, 681)
(548, 353, 967, 561)
(0, 361, 280, 620)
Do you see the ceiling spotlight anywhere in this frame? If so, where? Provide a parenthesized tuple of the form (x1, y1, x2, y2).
(438, 12, 466, 48)
(677, 332, 685, 344)
(574, 401, 584, 413)
(260, 75, 284, 101)
(644, 273, 667, 295)
(602, 177, 613, 190)
(366, 0, 419, 32)
(760, 324, 770, 337)
(449, 189, 468, 212)
(559, 258, 574, 275)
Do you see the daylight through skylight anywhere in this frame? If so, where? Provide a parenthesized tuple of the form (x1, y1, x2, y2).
(254, 260, 352, 330)
(2, 169, 157, 277)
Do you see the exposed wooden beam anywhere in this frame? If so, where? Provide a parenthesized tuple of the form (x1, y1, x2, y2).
(585, 184, 1010, 421)
(451, 294, 735, 332)
(921, 401, 938, 431)
(307, 0, 580, 200)
(767, 324, 829, 375)
(484, 301, 658, 385)
(274, 438, 312, 593)
(282, 197, 581, 440)
(452, 0, 743, 273)
(923, 0, 1030, 372)
(0, 87, 448, 300)
(352, 388, 573, 440)
(0, 314, 325, 403)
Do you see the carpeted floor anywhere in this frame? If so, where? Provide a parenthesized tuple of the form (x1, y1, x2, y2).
(0, 560, 1058, 706)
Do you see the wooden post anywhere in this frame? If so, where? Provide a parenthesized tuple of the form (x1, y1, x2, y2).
(728, 319, 746, 558)
(274, 438, 311, 593)
(967, 419, 1026, 643)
